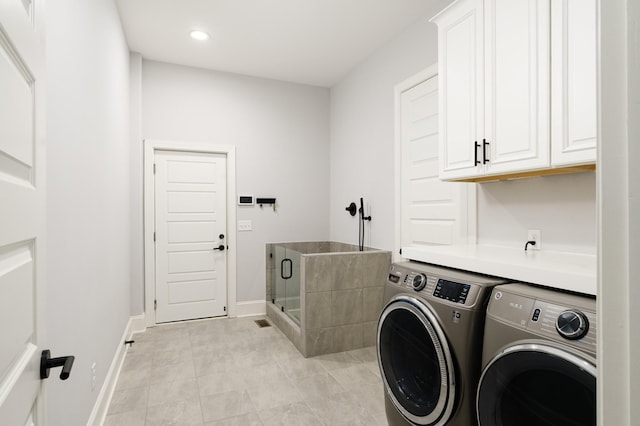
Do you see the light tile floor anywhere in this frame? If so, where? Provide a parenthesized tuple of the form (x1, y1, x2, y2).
(104, 316, 388, 426)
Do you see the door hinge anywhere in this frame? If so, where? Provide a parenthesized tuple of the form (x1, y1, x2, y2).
(154, 300, 157, 310)
(153, 232, 156, 242)
(153, 163, 156, 174)
(399, 248, 403, 255)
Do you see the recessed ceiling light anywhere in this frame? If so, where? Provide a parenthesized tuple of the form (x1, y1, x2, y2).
(189, 30, 210, 41)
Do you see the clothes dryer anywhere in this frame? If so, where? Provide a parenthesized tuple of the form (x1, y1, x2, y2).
(477, 283, 596, 426)
(377, 262, 507, 426)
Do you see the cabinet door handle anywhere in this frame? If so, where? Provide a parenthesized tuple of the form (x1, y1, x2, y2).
(483, 139, 490, 164)
(474, 141, 481, 165)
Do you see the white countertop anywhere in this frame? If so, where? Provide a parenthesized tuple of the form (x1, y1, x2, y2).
(401, 244, 597, 296)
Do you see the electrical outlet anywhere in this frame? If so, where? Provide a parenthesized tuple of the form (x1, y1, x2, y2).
(91, 362, 96, 391)
(527, 229, 541, 250)
(238, 220, 252, 231)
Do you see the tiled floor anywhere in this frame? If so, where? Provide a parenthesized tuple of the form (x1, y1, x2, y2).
(104, 316, 388, 425)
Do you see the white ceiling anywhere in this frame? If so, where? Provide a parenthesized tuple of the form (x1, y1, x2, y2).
(115, 0, 444, 87)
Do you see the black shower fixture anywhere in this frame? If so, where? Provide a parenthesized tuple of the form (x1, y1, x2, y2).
(358, 197, 372, 251)
(359, 198, 372, 222)
(345, 202, 357, 216)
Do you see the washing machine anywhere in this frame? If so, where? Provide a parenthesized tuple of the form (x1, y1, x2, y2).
(377, 262, 508, 426)
(476, 283, 596, 426)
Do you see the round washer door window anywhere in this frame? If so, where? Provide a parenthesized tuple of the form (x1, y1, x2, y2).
(377, 295, 456, 425)
(477, 344, 596, 426)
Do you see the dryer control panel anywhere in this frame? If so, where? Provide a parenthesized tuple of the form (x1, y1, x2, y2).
(487, 283, 597, 355)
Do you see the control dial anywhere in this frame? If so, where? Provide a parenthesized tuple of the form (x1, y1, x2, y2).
(555, 310, 589, 340)
(412, 274, 427, 291)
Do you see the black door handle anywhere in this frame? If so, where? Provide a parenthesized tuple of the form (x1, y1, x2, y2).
(40, 350, 74, 380)
(280, 258, 293, 280)
(474, 141, 481, 165)
(212, 244, 225, 251)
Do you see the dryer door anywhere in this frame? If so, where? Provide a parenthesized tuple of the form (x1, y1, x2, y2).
(377, 295, 456, 425)
(477, 343, 596, 426)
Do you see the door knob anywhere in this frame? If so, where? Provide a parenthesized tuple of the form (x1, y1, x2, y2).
(40, 350, 75, 380)
(213, 244, 225, 251)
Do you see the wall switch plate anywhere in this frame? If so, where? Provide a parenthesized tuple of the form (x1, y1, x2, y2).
(527, 229, 541, 250)
(238, 220, 252, 231)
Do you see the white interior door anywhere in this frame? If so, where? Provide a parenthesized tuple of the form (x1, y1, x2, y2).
(0, 0, 46, 424)
(154, 151, 228, 323)
(400, 75, 472, 249)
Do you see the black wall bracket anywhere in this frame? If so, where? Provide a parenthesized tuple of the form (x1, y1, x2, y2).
(256, 197, 276, 207)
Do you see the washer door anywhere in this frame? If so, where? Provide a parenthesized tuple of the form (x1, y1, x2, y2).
(477, 343, 596, 426)
(377, 295, 456, 425)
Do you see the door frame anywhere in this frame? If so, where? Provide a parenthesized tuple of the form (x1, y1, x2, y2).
(143, 139, 237, 326)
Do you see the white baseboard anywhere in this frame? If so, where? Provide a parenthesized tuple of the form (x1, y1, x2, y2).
(87, 314, 144, 426)
(129, 313, 146, 335)
(236, 300, 266, 317)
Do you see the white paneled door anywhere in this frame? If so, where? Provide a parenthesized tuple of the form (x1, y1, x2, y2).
(400, 74, 471, 248)
(0, 0, 46, 424)
(154, 151, 228, 323)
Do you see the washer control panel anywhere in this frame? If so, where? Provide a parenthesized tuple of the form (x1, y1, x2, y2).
(386, 263, 497, 307)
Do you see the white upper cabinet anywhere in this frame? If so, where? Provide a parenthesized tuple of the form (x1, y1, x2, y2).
(432, 0, 596, 181)
(484, 0, 550, 175)
(551, 0, 597, 166)
(434, 0, 484, 180)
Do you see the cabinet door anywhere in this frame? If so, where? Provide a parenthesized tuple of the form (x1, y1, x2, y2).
(435, 0, 485, 180)
(483, 0, 550, 175)
(551, 0, 597, 166)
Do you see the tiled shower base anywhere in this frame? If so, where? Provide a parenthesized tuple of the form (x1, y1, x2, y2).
(266, 241, 391, 358)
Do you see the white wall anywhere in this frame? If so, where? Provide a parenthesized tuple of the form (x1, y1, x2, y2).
(140, 61, 330, 304)
(329, 17, 439, 250)
(477, 172, 596, 253)
(628, 0, 640, 416)
(46, 0, 131, 423)
(598, 0, 639, 423)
